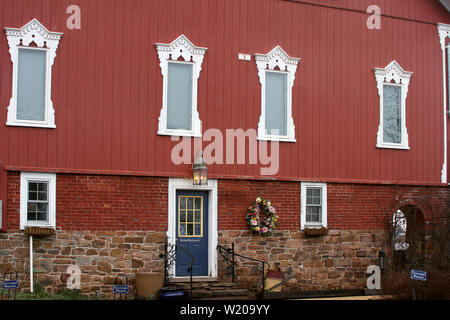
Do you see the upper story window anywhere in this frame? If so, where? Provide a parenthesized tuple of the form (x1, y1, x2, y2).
(20, 172, 56, 230)
(300, 182, 327, 230)
(5, 19, 63, 128)
(374, 60, 413, 150)
(255, 46, 300, 142)
(156, 35, 207, 137)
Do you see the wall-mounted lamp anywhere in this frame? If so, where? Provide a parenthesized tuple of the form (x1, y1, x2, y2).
(193, 151, 208, 186)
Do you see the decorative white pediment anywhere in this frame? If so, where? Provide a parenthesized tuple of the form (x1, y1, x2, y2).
(5, 19, 63, 128)
(254, 46, 300, 86)
(5, 18, 63, 66)
(373, 60, 413, 150)
(254, 46, 300, 142)
(156, 35, 207, 137)
(373, 60, 413, 96)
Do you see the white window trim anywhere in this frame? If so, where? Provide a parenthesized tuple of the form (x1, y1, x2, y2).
(300, 182, 327, 230)
(20, 172, 56, 230)
(156, 35, 207, 137)
(167, 178, 218, 279)
(374, 60, 413, 150)
(255, 46, 300, 142)
(5, 19, 63, 129)
(437, 23, 450, 184)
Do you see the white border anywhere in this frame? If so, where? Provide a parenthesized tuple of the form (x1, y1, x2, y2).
(300, 182, 327, 230)
(438, 23, 450, 184)
(374, 60, 413, 150)
(20, 172, 56, 230)
(156, 35, 207, 137)
(168, 178, 218, 278)
(255, 46, 300, 142)
(5, 19, 62, 128)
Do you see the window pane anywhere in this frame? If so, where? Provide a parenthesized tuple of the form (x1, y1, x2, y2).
(187, 224, 194, 236)
(195, 224, 201, 236)
(17, 48, 47, 121)
(306, 206, 321, 223)
(167, 63, 192, 130)
(180, 224, 186, 236)
(187, 212, 194, 223)
(306, 188, 321, 205)
(265, 72, 287, 136)
(27, 211, 36, 221)
(37, 212, 47, 221)
(383, 84, 402, 144)
(29, 190, 38, 201)
(187, 197, 193, 210)
(195, 211, 201, 223)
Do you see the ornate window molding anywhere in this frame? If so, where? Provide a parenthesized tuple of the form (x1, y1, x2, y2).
(254, 46, 300, 142)
(156, 35, 207, 137)
(437, 23, 450, 184)
(5, 19, 63, 128)
(373, 60, 413, 150)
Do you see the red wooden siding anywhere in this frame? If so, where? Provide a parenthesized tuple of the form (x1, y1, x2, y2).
(0, 0, 449, 185)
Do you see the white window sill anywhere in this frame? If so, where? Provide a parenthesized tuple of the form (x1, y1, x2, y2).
(7, 121, 56, 129)
(158, 130, 202, 138)
(21, 223, 55, 230)
(257, 135, 296, 143)
(376, 143, 409, 150)
(302, 224, 325, 230)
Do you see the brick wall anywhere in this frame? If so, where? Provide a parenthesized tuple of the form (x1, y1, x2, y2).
(6, 172, 168, 231)
(218, 179, 449, 231)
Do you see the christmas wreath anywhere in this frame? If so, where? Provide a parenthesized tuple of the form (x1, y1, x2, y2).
(246, 197, 279, 235)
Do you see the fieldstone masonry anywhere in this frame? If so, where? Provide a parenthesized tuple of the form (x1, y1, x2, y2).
(0, 228, 389, 298)
(0, 229, 166, 298)
(218, 229, 389, 292)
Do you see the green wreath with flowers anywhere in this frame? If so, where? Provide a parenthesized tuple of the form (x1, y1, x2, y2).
(245, 197, 279, 235)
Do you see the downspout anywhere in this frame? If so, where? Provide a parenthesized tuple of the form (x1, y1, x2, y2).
(30, 234, 33, 293)
(438, 24, 450, 184)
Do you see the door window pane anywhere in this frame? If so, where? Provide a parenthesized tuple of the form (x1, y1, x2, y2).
(383, 84, 402, 144)
(167, 63, 193, 130)
(265, 72, 287, 136)
(178, 196, 203, 237)
(17, 48, 47, 121)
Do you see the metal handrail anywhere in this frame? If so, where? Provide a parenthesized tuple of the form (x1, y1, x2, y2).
(161, 238, 195, 297)
(217, 243, 270, 300)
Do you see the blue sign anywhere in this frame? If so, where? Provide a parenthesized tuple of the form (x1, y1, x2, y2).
(411, 269, 427, 281)
(113, 285, 129, 294)
(2, 280, 19, 290)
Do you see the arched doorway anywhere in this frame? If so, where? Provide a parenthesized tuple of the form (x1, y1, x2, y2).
(392, 205, 426, 271)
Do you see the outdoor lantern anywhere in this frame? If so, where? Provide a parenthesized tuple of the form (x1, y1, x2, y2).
(378, 249, 386, 271)
(193, 151, 208, 185)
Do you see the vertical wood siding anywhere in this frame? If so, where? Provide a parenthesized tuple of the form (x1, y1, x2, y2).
(0, 0, 449, 185)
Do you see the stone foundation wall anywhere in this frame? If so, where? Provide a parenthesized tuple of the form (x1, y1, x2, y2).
(0, 229, 166, 299)
(218, 229, 389, 291)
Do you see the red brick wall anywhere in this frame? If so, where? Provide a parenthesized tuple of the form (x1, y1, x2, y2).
(6, 172, 168, 231)
(218, 179, 301, 231)
(218, 179, 449, 231)
(5, 172, 449, 232)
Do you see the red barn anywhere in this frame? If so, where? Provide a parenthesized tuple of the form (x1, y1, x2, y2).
(0, 0, 449, 298)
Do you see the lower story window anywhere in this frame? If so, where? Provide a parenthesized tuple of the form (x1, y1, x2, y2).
(301, 182, 327, 230)
(20, 172, 56, 230)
